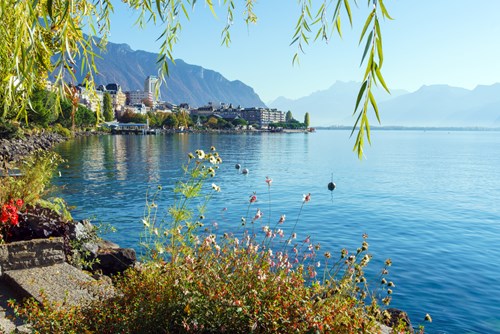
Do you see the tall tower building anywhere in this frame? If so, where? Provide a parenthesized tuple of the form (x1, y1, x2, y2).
(144, 75, 160, 103)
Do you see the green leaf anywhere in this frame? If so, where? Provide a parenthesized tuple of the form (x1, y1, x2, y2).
(376, 36, 383, 67)
(375, 66, 390, 93)
(354, 80, 368, 114)
(290, 36, 300, 46)
(47, 0, 54, 21)
(181, 3, 190, 19)
(368, 90, 380, 123)
(335, 16, 342, 38)
(365, 114, 371, 144)
(305, 4, 312, 19)
(343, 0, 353, 26)
(359, 10, 374, 44)
(363, 51, 373, 80)
(360, 32, 373, 66)
(379, 0, 394, 20)
(156, 0, 164, 21)
(315, 3, 325, 18)
(351, 109, 363, 137)
(314, 28, 322, 41)
(206, 0, 217, 18)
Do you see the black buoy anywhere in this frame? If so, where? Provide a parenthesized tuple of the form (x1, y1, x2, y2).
(328, 182, 336, 191)
(242, 168, 249, 175)
(235, 163, 241, 170)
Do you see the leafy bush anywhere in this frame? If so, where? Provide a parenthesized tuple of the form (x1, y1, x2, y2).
(27, 89, 59, 127)
(51, 123, 73, 138)
(0, 151, 63, 206)
(14, 148, 417, 333)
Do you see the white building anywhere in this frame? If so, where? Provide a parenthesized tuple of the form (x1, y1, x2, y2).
(126, 90, 151, 106)
(144, 75, 160, 104)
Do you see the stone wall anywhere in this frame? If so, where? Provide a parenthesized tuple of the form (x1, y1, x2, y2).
(0, 238, 65, 276)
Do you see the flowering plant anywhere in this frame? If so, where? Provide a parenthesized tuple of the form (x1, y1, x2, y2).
(0, 198, 24, 243)
(13, 148, 423, 333)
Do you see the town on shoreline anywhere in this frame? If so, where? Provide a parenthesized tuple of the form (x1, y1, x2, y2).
(58, 75, 312, 133)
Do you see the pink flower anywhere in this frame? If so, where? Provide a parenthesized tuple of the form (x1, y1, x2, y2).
(278, 214, 285, 224)
(249, 193, 257, 203)
(253, 209, 263, 221)
(303, 193, 311, 203)
(265, 176, 272, 186)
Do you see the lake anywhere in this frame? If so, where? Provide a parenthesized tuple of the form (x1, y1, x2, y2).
(53, 130, 500, 334)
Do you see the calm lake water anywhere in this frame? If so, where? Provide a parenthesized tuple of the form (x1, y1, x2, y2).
(53, 130, 500, 334)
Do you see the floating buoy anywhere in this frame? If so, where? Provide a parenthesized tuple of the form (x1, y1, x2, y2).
(242, 168, 249, 175)
(328, 182, 336, 191)
(235, 163, 241, 170)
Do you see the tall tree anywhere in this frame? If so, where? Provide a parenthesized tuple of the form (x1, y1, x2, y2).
(304, 112, 310, 128)
(286, 111, 293, 123)
(103, 92, 114, 122)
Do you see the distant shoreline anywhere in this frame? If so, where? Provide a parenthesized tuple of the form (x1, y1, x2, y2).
(315, 126, 500, 131)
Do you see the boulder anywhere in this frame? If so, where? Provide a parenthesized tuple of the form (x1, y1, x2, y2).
(91, 246, 136, 276)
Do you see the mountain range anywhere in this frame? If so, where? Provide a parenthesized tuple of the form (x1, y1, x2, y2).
(269, 81, 500, 128)
(69, 40, 266, 108)
(68, 40, 499, 127)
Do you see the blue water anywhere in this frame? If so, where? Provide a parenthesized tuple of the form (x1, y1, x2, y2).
(53, 130, 500, 334)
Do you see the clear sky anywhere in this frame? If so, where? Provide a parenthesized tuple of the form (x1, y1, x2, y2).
(107, 1, 500, 103)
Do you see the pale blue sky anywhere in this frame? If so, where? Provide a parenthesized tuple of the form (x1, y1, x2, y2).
(107, 1, 500, 103)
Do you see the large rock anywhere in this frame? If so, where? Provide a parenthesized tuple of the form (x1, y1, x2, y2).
(91, 245, 137, 276)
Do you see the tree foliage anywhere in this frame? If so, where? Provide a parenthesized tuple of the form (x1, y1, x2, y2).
(119, 110, 147, 124)
(304, 112, 310, 128)
(103, 92, 114, 122)
(1, 0, 391, 157)
(286, 111, 294, 123)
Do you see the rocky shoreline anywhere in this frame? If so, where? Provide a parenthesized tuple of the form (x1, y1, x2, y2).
(0, 132, 65, 168)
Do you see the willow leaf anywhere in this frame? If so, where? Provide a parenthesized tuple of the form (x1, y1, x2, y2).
(376, 36, 383, 67)
(359, 10, 374, 44)
(47, 0, 54, 21)
(335, 16, 342, 38)
(360, 31, 373, 66)
(156, 0, 164, 20)
(343, 0, 353, 25)
(314, 28, 322, 41)
(351, 107, 363, 136)
(363, 51, 373, 80)
(365, 114, 371, 144)
(354, 80, 368, 114)
(375, 66, 390, 93)
(379, 0, 393, 20)
(368, 90, 380, 123)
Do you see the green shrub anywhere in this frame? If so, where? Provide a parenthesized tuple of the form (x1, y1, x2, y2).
(0, 151, 63, 206)
(51, 123, 73, 138)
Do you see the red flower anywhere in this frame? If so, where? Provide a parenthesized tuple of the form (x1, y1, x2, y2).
(16, 199, 24, 208)
(249, 193, 257, 203)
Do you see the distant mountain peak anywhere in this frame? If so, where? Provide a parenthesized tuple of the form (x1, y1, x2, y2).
(71, 40, 266, 108)
(269, 82, 500, 127)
